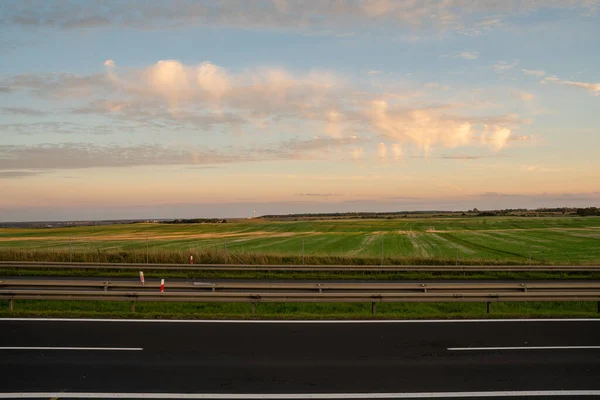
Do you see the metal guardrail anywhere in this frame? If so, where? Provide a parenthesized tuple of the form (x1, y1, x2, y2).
(2, 279, 600, 293)
(1, 279, 599, 314)
(1, 261, 599, 272)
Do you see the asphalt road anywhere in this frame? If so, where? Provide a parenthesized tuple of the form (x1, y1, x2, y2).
(0, 319, 599, 398)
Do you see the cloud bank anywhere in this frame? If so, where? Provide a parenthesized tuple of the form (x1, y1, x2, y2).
(2, 0, 598, 35)
(1, 59, 523, 166)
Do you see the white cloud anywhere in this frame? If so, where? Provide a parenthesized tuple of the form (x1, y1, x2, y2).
(371, 101, 470, 153)
(441, 51, 479, 60)
(368, 70, 382, 75)
(492, 60, 519, 74)
(542, 76, 600, 94)
(3, 59, 525, 157)
(104, 59, 115, 68)
(377, 142, 387, 161)
(459, 51, 479, 60)
(391, 144, 404, 160)
(351, 147, 364, 160)
(518, 92, 535, 101)
(521, 69, 545, 77)
(482, 125, 511, 150)
(4, 0, 598, 36)
(425, 82, 450, 91)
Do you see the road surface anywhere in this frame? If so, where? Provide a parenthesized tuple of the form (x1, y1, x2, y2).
(0, 318, 599, 399)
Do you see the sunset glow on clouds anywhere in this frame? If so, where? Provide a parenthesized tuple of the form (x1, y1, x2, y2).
(0, 0, 599, 220)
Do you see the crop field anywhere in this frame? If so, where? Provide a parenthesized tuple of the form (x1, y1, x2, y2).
(1, 216, 600, 265)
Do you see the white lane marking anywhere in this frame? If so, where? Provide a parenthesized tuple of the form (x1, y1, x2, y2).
(448, 346, 600, 351)
(0, 318, 598, 324)
(0, 347, 142, 351)
(0, 391, 600, 398)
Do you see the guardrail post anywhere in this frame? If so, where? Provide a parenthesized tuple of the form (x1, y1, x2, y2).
(8, 299, 14, 311)
(486, 302, 491, 314)
(130, 301, 135, 313)
(371, 302, 377, 314)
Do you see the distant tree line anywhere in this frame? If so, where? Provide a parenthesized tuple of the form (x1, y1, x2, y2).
(576, 207, 600, 216)
(261, 207, 600, 220)
(261, 211, 448, 219)
(161, 218, 227, 224)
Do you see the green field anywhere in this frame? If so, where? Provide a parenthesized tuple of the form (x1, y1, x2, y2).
(1, 216, 600, 265)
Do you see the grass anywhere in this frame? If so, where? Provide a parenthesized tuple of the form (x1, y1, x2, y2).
(2, 267, 600, 281)
(1, 216, 600, 265)
(0, 299, 598, 319)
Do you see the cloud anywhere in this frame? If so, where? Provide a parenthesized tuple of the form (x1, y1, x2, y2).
(293, 193, 342, 197)
(518, 92, 535, 101)
(458, 51, 479, 60)
(542, 76, 600, 94)
(0, 87, 14, 93)
(492, 60, 519, 74)
(0, 137, 364, 172)
(2, 59, 525, 155)
(0, 170, 45, 179)
(442, 51, 479, 60)
(0, 121, 117, 136)
(440, 154, 488, 160)
(391, 144, 404, 160)
(1, 107, 47, 116)
(61, 16, 111, 29)
(283, 137, 369, 153)
(522, 69, 546, 77)
(369, 101, 518, 153)
(377, 142, 387, 161)
(424, 82, 450, 91)
(5, 72, 110, 98)
(0, 143, 251, 171)
(104, 59, 116, 68)
(3, 0, 598, 36)
(368, 70, 382, 75)
(350, 148, 365, 160)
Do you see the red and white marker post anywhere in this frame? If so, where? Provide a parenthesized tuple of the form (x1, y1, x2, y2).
(160, 279, 165, 293)
(189, 255, 194, 264)
(139, 271, 145, 286)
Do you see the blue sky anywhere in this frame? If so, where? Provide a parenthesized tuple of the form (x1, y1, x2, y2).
(0, 0, 599, 221)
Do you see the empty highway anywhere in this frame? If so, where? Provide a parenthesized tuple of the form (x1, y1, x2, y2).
(0, 318, 599, 398)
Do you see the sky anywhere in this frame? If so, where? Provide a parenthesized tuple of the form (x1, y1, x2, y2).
(0, 0, 599, 221)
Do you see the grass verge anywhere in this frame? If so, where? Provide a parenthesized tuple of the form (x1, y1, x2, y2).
(2, 268, 600, 281)
(0, 248, 590, 266)
(0, 300, 598, 320)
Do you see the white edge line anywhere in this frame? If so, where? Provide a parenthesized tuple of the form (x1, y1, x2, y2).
(1, 391, 600, 398)
(0, 347, 142, 351)
(0, 318, 598, 324)
(448, 346, 600, 351)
